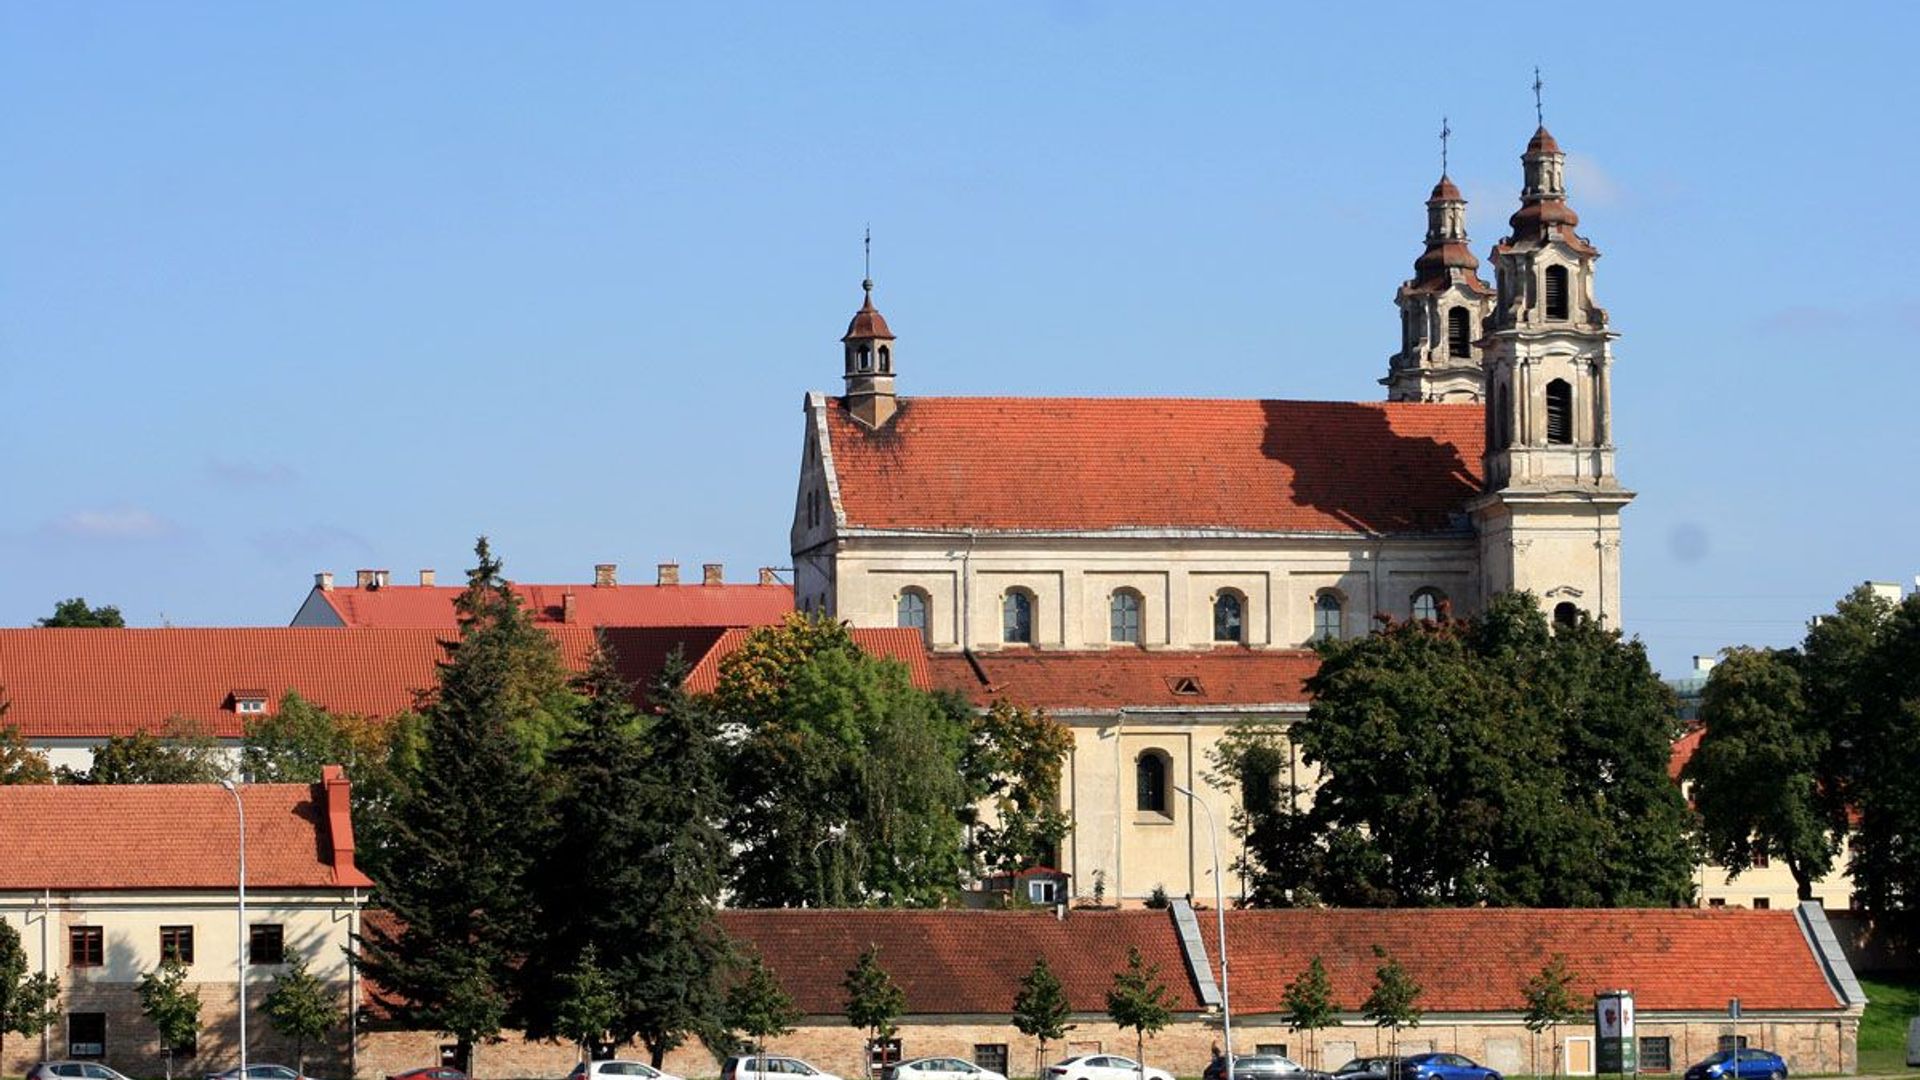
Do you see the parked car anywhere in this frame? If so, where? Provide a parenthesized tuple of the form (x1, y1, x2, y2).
(205, 1065, 324, 1080)
(567, 1062, 686, 1080)
(888, 1058, 1007, 1080)
(1331, 1058, 1393, 1080)
(30, 1064, 137, 1080)
(1394, 1054, 1500, 1080)
(1046, 1054, 1175, 1080)
(1203, 1055, 1329, 1080)
(386, 1070, 469, 1080)
(722, 1057, 843, 1080)
(1682, 1049, 1787, 1080)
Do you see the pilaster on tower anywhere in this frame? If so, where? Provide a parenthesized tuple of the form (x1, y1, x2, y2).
(1384, 173, 1495, 402)
(842, 277, 898, 429)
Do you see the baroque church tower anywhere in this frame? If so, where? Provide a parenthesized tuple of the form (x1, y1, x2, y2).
(1384, 164, 1495, 402)
(1470, 124, 1632, 625)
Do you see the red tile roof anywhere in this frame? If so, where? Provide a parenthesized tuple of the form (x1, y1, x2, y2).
(822, 397, 1484, 535)
(0, 773, 372, 890)
(1204, 907, 1843, 1014)
(1670, 725, 1705, 781)
(930, 649, 1317, 711)
(717, 908, 1202, 1016)
(307, 583, 793, 629)
(686, 627, 934, 695)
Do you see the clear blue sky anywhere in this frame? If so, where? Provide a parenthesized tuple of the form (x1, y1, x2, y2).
(3, 3, 1915, 676)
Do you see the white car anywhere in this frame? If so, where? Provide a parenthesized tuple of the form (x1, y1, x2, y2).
(891, 1059, 1007, 1080)
(1048, 1056, 1175, 1080)
(567, 1062, 685, 1080)
(723, 1058, 843, 1080)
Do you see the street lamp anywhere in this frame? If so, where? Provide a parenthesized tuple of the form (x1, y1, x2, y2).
(219, 779, 249, 1075)
(811, 824, 849, 907)
(1175, 786, 1231, 1080)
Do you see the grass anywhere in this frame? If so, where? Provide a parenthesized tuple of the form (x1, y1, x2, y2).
(1859, 973, 1920, 1074)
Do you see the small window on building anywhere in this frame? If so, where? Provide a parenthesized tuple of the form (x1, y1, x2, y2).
(1110, 590, 1142, 644)
(1447, 307, 1472, 358)
(1544, 265, 1570, 320)
(1135, 751, 1169, 815)
(1167, 676, 1202, 697)
(1002, 590, 1034, 645)
(68, 1012, 106, 1060)
(878, 345, 892, 373)
(1495, 382, 1513, 450)
(1752, 897, 1770, 910)
(897, 589, 929, 642)
(1639, 1037, 1672, 1073)
(1750, 841, 1771, 869)
(974, 1046, 1009, 1077)
(1314, 592, 1344, 642)
(1553, 601, 1580, 628)
(858, 345, 873, 372)
(160, 925, 194, 965)
(1545, 379, 1573, 444)
(1026, 878, 1059, 905)
(1212, 591, 1244, 643)
(235, 696, 267, 715)
(249, 923, 286, 965)
(1716, 1037, 1749, 1054)
(1707, 897, 1727, 908)
(69, 927, 103, 967)
(1411, 589, 1445, 622)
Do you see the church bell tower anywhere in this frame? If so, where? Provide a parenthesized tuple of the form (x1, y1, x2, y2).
(1470, 117, 1633, 626)
(842, 275, 898, 429)
(1384, 165, 1496, 402)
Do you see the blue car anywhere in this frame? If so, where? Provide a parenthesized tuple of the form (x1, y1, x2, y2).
(1394, 1055, 1499, 1080)
(1683, 1049, 1787, 1080)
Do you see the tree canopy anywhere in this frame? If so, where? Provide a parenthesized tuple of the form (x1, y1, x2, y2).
(0, 918, 62, 1070)
(39, 598, 124, 628)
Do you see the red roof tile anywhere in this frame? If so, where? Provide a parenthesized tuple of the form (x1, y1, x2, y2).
(309, 583, 793, 629)
(0, 777, 372, 890)
(823, 397, 1484, 535)
(686, 627, 934, 695)
(717, 908, 1202, 1016)
(1670, 725, 1705, 781)
(1204, 907, 1843, 1014)
(930, 649, 1317, 711)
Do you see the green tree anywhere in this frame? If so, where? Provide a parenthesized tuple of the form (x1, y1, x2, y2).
(1104, 946, 1173, 1080)
(843, 945, 907, 1048)
(1, 700, 55, 784)
(524, 648, 731, 1066)
(353, 538, 560, 1074)
(963, 698, 1076, 877)
(1012, 957, 1074, 1073)
(1206, 724, 1317, 906)
(724, 955, 800, 1075)
(1522, 954, 1582, 1080)
(0, 919, 62, 1069)
(1360, 947, 1421, 1072)
(39, 598, 124, 628)
(136, 959, 201, 1080)
(552, 947, 619, 1062)
(83, 721, 228, 784)
(1280, 956, 1340, 1070)
(1683, 648, 1837, 900)
(1829, 591, 1920, 912)
(262, 956, 341, 1077)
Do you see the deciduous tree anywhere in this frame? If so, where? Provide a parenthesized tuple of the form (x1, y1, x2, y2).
(1105, 947, 1173, 1080)
(1280, 956, 1340, 1070)
(263, 956, 340, 1077)
(963, 699, 1075, 878)
(1522, 954, 1582, 1080)
(137, 959, 201, 1080)
(82, 721, 228, 784)
(552, 947, 618, 1063)
(1360, 946, 1420, 1072)
(39, 598, 124, 628)
(1, 697, 54, 784)
(724, 955, 800, 1075)
(0, 919, 62, 1069)
(843, 945, 906, 1047)
(1012, 957, 1074, 1071)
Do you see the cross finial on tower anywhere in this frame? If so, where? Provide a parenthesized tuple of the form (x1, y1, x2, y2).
(863, 225, 872, 293)
(1532, 67, 1544, 126)
(1440, 116, 1451, 175)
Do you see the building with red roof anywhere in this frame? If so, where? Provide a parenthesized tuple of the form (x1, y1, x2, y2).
(290, 562, 792, 629)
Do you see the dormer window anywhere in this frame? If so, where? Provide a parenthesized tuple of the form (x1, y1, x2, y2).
(231, 690, 269, 716)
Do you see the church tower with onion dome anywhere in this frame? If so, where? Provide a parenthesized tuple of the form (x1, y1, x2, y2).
(1384, 162, 1496, 403)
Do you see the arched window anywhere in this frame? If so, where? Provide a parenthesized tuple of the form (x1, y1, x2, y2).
(1002, 590, 1034, 645)
(858, 345, 873, 372)
(1135, 751, 1169, 814)
(1553, 601, 1580, 628)
(1496, 382, 1512, 450)
(877, 345, 891, 373)
(1545, 379, 1573, 445)
(1411, 588, 1445, 622)
(897, 589, 929, 642)
(1447, 307, 1472, 358)
(1313, 591, 1344, 642)
(1110, 589, 1142, 644)
(1544, 265, 1570, 320)
(1212, 591, 1244, 643)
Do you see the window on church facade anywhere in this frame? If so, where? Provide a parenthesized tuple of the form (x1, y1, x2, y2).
(1544, 265, 1570, 320)
(1136, 751, 1169, 814)
(897, 589, 929, 643)
(1314, 591, 1343, 642)
(1002, 590, 1034, 644)
(1546, 379, 1573, 444)
(1447, 307, 1472, 358)
(1553, 601, 1580, 628)
(1110, 590, 1142, 644)
(1411, 589, 1444, 622)
(1212, 592, 1244, 643)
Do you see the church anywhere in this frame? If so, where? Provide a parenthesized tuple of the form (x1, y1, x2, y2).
(790, 122, 1632, 903)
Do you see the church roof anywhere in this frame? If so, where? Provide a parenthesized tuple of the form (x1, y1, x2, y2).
(819, 396, 1485, 535)
(928, 647, 1318, 711)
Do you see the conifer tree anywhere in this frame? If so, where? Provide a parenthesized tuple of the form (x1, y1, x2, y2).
(1, 919, 61, 1069)
(1012, 957, 1074, 1074)
(1280, 956, 1340, 1069)
(1104, 947, 1173, 1080)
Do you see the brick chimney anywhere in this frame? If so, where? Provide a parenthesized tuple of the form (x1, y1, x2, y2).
(315, 571, 334, 592)
(758, 567, 779, 586)
(562, 591, 577, 624)
(657, 562, 680, 586)
(703, 563, 724, 586)
(419, 569, 436, 587)
(594, 563, 617, 588)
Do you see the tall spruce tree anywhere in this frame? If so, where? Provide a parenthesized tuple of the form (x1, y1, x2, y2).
(354, 538, 561, 1073)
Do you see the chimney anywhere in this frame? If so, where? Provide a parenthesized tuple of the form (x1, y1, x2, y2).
(373, 569, 391, 589)
(758, 567, 779, 586)
(657, 562, 680, 586)
(1692, 655, 1718, 674)
(315, 571, 334, 592)
(356, 569, 377, 589)
(703, 563, 724, 586)
(594, 563, 617, 588)
(419, 569, 436, 587)
(562, 591, 577, 624)
(1868, 581, 1903, 605)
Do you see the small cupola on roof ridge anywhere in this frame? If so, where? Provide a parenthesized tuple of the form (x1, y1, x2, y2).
(841, 235, 900, 428)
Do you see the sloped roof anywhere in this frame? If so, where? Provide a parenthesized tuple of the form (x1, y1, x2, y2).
(930, 649, 1317, 711)
(822, 397, 1484, 535)
(0, 776, 372, 890)
(718, 908, 1202, 1016)
(1670, 725, 1705, 781)
(1205, 907, 1845, 1014)
(685, 627, 934, 694)
(308, 582, 793, 629)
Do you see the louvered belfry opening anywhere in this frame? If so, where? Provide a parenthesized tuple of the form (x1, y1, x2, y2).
(1447, 306, 1472, 358)
(1544, 265, 1570, 320)
(1546, 379, 1574, 444)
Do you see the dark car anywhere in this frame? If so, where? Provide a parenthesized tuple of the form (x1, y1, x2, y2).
(386, 1070, 469, 1080)
(1395, 1054, 1500, 1080)
(1204, 1056, 1329, 1080)
(1683, 1049, 1787, 1080)
(1331, 1060, 1392, 1080)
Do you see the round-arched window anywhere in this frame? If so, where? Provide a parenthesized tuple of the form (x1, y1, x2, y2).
(878, 345, 892, 373)
(1212, 591, 1245, 643)
(1002, 590, 1034, 644)
(1314, 591, 1344, 642)
(1411, 589, 1446, 622)
(1136, 750, 1169, 814)
(1110, 589, 1143, 644)
(1553, 601, 1580, 628)
(897, 589, 929, 642)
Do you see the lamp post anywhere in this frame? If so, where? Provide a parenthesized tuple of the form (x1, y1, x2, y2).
(219, 779, 249, 1075)
(1175, 786, 1231, 1080)
(811, 823, 849, 907)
